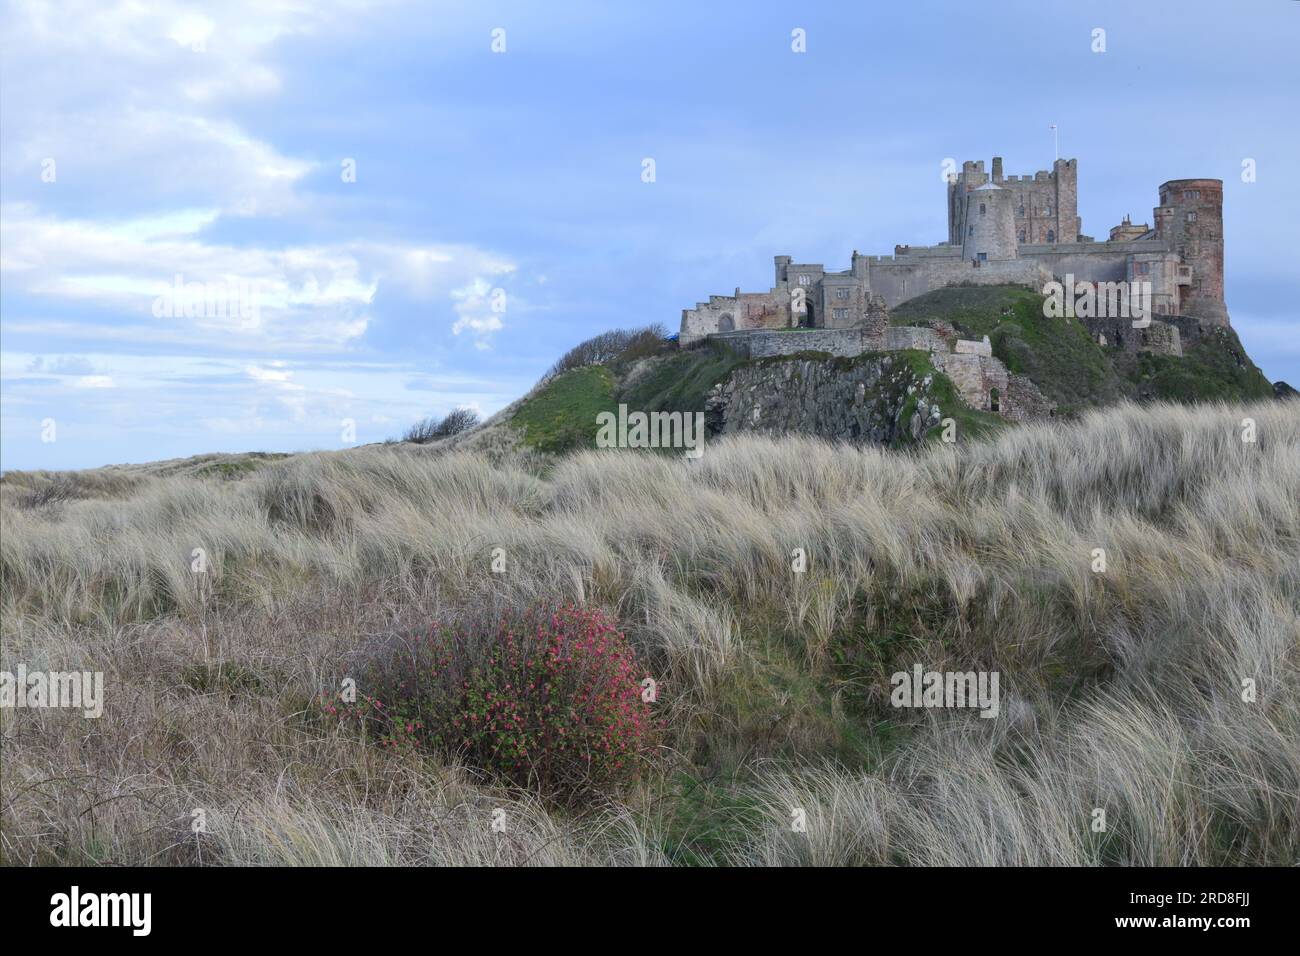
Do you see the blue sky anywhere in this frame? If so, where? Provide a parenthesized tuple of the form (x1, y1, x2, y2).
(2, 0, 1297, 471)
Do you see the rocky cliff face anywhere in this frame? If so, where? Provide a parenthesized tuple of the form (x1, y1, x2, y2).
(703, 353, 945, 445)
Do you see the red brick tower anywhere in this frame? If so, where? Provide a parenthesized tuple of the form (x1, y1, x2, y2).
(1154, 179, 1228, 325)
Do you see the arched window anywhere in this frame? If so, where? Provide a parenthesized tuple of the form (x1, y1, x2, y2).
(1046, 229, 1055, 243)
(1018, 229, 1026, 243)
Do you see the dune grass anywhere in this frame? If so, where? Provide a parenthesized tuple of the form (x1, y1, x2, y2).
(2, 400, 1297, 865)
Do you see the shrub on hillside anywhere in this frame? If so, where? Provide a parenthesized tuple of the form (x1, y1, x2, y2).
(15, 477, 78, 509)
(330, 605, 660, 804)
(543, 323, 668, 382)
(402, 407, 480, 444)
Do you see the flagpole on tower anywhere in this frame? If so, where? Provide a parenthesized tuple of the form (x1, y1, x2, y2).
(1050, 124, 1059, 161)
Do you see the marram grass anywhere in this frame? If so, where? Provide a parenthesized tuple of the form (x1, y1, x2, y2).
(1, 400, 1297, 865)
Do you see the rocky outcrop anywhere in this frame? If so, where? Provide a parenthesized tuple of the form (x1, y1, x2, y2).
(703, 354, 945, 445)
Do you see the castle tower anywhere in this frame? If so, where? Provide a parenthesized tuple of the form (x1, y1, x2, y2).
(774, 255, 791, 286)
(850, 249, 868, 280)
(1051, 158, 1081, 244)
(951, 156, 1080, 246)
(962, 182, 1017, 261)
(947, 160, 986, 244)
(1154, 179, 1227, 324)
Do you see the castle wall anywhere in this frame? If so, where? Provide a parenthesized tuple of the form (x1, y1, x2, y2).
(820, 273, 868, 329)
(681, 288, 790, 345)
(1159, 314, 1213, 347)
(930, 352, 1008, 413)
(707, 327, 883, 360)
(1127, 251, 1187, 315)
(1017, 238, 1171, 283)
(1081, 317, 1183, 357)
(867, 256, 1048, 308)
(892, 244, 965, 259)
(709, 325, 953, 360)
(885, 326, 949, 352)
(955, 337, 993, 356)
(1002, 373, 1056, 422)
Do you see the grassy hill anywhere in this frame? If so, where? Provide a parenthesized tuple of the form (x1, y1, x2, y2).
(504, 339, 746, 455)
(892, 285, 1274, 413)
(503, 286, 1277, 455)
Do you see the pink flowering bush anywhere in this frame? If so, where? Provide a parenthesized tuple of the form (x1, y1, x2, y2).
(327, 604, 660, 803)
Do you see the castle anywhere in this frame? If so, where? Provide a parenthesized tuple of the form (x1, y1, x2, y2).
(679, 156, 1229, 421)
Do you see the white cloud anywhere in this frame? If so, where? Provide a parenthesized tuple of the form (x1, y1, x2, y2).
(1, 204, 517, 352)
(0, 1, 340, 216)
(0, 0, 358, 104)
(73, 375, 114, 389)
(0, 0, 534, 468)
(245, 364, 299, 386)
(450, 276, 513, 348)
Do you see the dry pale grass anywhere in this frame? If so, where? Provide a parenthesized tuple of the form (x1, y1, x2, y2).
(2, 400, 1297, 865)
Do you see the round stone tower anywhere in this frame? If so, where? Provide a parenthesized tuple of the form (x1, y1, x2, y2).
(1155, 178, 1227, 324)
(962, 182, 1017, 261)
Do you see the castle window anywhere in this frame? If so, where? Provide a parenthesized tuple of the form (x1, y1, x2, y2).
(979, 203, 986, 215)
(835, 287, 850, 299)
(1185, 211, 1197, 222)
(832, 308, 848, 320)
(977, 253, 987, 262)
(1184, 190, 1200, 200)
(989, 387, 1000, 413)
(1136, 262, 1150, 276)
(798, 274, 811, 286)
(1018, 204, 1025, 216)
(1047, 229, 1055, 242)
(1046, 203, 1053, 215)
(1018, 229, 1026, 243)
(968, 226, 973, 237)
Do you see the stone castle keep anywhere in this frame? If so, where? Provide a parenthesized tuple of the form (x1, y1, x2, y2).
(680, 156, 1230, 421)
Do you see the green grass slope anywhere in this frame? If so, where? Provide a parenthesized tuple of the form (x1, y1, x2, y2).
(510, 364, 617, 453)
(893, 348, 1006, 446)
(619, 339, 746, 415)
(892, 284, 1274, 414)
(892, 285, 1125, 415)
(1117, 324, 1275, 403)
(510, 340, 746, 454)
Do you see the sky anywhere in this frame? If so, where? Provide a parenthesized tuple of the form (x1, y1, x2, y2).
(2, 0, 1297, 471)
